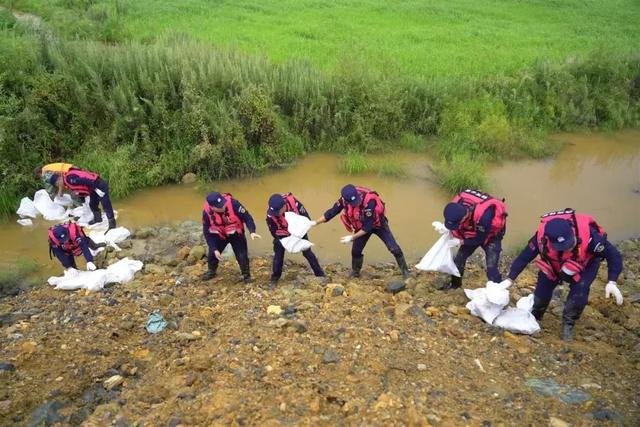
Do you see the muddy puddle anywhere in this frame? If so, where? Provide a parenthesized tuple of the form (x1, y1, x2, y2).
(1, 130, 639, 278)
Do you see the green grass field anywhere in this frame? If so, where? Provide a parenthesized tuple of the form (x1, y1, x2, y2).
(12, 0, 640, 79)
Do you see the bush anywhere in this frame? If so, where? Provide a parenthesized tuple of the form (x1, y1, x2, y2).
(435, 153, 487, 194)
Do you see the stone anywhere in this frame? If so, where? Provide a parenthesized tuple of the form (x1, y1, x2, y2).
(187, 246, 206, 264)
(26, 401, 65, 427)
(426, 413, 441, 425)
(386, 281, 406, 294)
(628, 293, 640, 304)
(588, 408, 622, 421)
(322, 350, 340, 364)
(21, 341, 37, 355)
(182, 172, 197, 184)
(389, 330, 400, 341)
(185, 371, 197, 387)
(144, 264, 166, 275)
(549, 417, 570, 427)
(104, 375, 124, 390)
(504, 331, 530, 354)
(267, 305, 283, 316)
(134, 227, 154, 239)
(525, 378, 590, 404)
(325, 284, 345, 297)
(175, 332, 200, 341)
(291, 321, 308, 333)
(268, 318, 289, 328)
(0, 363, 16, 372)
(133, 348, 151, 360)
(176, 246, 191, 261)
(417, 363, 427, 371)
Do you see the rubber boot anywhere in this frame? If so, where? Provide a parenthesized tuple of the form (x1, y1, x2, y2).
(394, 254, 411, 279)
(350, 255, 364, 278)
(561, 300, 584, 342)
(107, 218, 117, 230)
(531, 295, 551, 321)
(88, 210, 103, 225)
(239, 258, 252, 284)
(201, 270, 216, 281)
(86, 237, 107, 250)
(561, 323, 574, 342)
(442, 275, 462, 291)
(268, 276, 279, 290)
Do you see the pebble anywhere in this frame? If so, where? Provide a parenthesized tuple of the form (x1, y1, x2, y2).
(268, 318, 289, 328)
(389, 330, 400, 341)
(549, 416, 570, 427)
(104, 375, 124, 390)
(0, 363, 16, 372)
(386, 281, 406, 294)
(417, 363, 427, 371)
(322, 350, 340, 364)
(325, 284, 345, 297)
(267, 305, 283, 316)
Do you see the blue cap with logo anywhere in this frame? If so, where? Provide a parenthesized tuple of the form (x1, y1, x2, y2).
(206, 192, 226, 209)
(341, 184, 360, 206)
(443, 203, 467, 230)
(544, 218, 576, 251)
(52, 224, 70, 243)
(268, 194, 286, 213)
(48, 173, 60, 186)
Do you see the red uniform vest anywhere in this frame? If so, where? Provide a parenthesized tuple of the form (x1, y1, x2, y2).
(203, 194, 244, 239)
(451, 189, 507, 245)
(535, 209, 605, 283)
(340, 187, 385, 233)
(48, 222, 85, 256)
(268, 193, 300, 237)
(63, 169, 99, 196)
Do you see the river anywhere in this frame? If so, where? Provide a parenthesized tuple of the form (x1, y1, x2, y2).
(1, 131, 639, 278)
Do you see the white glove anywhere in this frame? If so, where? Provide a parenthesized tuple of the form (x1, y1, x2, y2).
(250, 233, 262, 240)
(445, 237, 461, 248)
(340, 235, 353, 244)
(432, 221, 449, 235)
(605, 281, 623, 305)
(498, 278, 513, 289)
(309, 221, 317, 227)
(94, 188, 106, 198)
(65, 268, 79, 277)
(86, 262, 97, 271)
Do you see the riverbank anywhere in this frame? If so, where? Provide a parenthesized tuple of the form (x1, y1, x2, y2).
(1, 223, 639, 425)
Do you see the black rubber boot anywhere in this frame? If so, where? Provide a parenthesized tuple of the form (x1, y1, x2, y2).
(201, 270, 216, 281)
(88, 210, 103, 225)
(394, 254, 411, 279)
(561, 300, 584, 342)
(268, 277, 279, 290)
(442, 275, 462, 291)
(107, 218, 117, 230)
(350, 255, 364, 278)
(86, 237, 107, 250)
(531, 295, 551, 321)
(239, 258, 252, 284)
(561, 323, 575, 342)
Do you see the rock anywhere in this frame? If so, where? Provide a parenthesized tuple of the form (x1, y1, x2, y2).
(187, 246, 206, 264)
(176, 246, 191, 261)
(181, 172, 197, 184)
(525, 378, 590, 404)
(175, 332, 200, 341)
(394, 303, 413, 317)
(629, 293, 640, 304)
(325, 284, 345, 297)
(291, 321, 308, 333)
(26, 401, 65, 427)
(588, 407, 622, 421)
(322, 350, 340, 364)
(267, 305, 283, 316)
(426, 413, 441, 425)
(134, 227, 154, 239)
(386, 281, 406, 294)
(580, 382, 602, 390)
(503, 331, 530, 354)
(549, 417, 570, 427)
(389, 330, 400, 341)
(185, 371, 197, 387)
(417, 363, 427, 371)
(21, 341, 37, 355)
(103, 375, 124, 390)
(144, 264, 166, 275)
(268, 318, 289, 328)
(118, 239, 132, 249)
(0, 363, 16, 372)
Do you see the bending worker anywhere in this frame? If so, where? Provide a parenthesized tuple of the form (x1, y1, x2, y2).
(314, 184, 410, 279)
(202, 191, 261, 283)
(48, 222, 105, 274)
(441, 189, 508, 290)
(501, 208, 623, 341)
(266, 192, 325, 287)
(49, 167, 116, 229)
(35, 162, 75, 197)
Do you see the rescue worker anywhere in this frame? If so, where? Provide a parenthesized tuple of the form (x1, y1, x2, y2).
(441, 189, 508, 290)
(314, 184, 410, 279)
(501, 208, 623, 341)
(34, 163, 76, 198)
(48, 168, 116, 229)
(202, 191, 261, 283)
(266, 193, 325, 287)
(48, 222, 105, 274)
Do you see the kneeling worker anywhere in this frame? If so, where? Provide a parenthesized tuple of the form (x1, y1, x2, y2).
(202, 192, 261, 283)
(314, 184, 410, 279)
(266, 192, 325, 287)
(501, 209, 623, 341)
(441, 189, 508, 290)
(48, 222, 105, 274)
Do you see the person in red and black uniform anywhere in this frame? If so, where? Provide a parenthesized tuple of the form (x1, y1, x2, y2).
(202, 191, 261, 283)
(48, 222, 105, 274)
(441, 189, 508, 290)
(501, 209, 623, 341)
(314, 184, 410, 279)
(49, 168, 116, 229)
(266, 193, 325, 288)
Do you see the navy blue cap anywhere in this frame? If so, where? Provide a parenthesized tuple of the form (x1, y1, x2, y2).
(48, 173, 60, 186)
(443, 203, 467, 230)
(52, 224, 70, 243)
(206, 192, 226, 209)
(268, 194, 286, 213)
(341, 184, 360, 206)
(544, 218, 576, 251)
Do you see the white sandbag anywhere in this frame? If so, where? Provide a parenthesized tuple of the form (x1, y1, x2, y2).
(284, 212, 314, 238)
(16, 197, 39, 218)
(17, 218, 33, 226)
(415, 232, 461, 276)
(47, 258, 143, 291)
(87, 227, 131, 253)
(485, 281, 510, 306)
(33, 189, 69, 220)
(71, 202, 94, 224)
(280, 236, 313, 253)
(516, 294, 535, 312)
(493, 308, 540, 335)
(464, 286, 505, 324)
(54, 194, 74, 207)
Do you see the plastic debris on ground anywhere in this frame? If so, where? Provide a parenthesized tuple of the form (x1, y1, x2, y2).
(415, 221, 461, 276)
(146, 310, 168, 334)
(465, 281, 540, 335)
(279, 212, 314, 253)
(47, 258, 143, 291)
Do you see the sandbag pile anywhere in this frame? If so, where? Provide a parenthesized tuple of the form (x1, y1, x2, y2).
(465, 281, 540, 335)
(47, 258, 143, 291)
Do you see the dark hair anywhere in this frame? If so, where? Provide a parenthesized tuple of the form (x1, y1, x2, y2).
(34, 166, 43, 176)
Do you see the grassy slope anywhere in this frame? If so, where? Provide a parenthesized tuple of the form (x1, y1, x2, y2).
(92, 0, 640, 78)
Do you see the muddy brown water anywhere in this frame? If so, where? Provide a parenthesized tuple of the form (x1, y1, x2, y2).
(1, 131, 639, 279)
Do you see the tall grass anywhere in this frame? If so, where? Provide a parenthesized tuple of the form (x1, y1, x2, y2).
(435, 153, 488, 194)
(0, 257, 38, 296)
